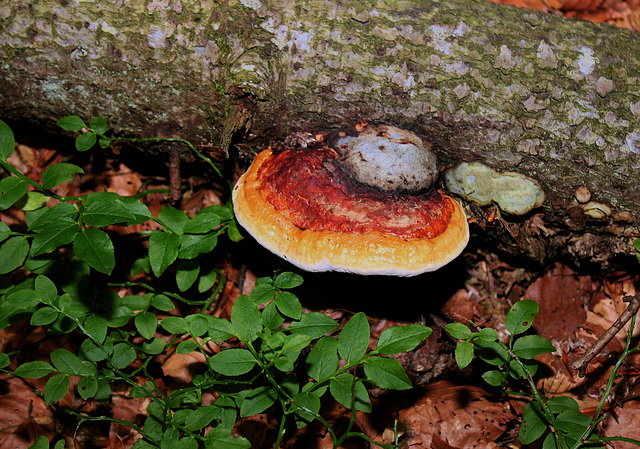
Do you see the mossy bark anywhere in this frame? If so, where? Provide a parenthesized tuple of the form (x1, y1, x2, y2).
(1, 0, 638, 267)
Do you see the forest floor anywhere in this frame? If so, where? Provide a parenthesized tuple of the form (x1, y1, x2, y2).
(0, 132, 639, 449)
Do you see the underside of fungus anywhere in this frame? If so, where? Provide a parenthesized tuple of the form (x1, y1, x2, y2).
(232, 125, 469, 276)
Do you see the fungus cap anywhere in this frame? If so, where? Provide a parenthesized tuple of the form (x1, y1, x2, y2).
(232, 145, 469, 277)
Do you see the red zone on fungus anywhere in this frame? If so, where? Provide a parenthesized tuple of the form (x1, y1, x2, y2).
(256, 147, 454, 240)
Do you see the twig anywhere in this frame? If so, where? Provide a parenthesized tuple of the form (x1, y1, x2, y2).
(571, 292, 640, 377)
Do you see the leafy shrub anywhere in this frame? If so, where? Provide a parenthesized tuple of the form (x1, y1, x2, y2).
(0, 118, 431, 449)
(447, 300, 640, 449)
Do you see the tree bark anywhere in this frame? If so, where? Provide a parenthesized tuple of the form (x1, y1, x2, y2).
(1, 0, 639, 268)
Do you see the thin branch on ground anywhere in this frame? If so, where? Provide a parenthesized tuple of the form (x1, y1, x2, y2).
(571, 292, 640, 377)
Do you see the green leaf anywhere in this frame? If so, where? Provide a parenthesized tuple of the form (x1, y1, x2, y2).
(505, 299, 539, 337)
(148, 232, 180, 277)
(16, 191, 49, 211)
(79, 338, 111, 362)
(513, 335, 556, 359)
(84, 314, 108, 343)
(15, 360, 55, 378)
(76, 132, 97, 151)
(203, 428, 251, 449)
(158, 206, 189, 234)
(292, 391, 321, 427)
(99, 137, 111, 149)
(249, 283, 276, 305)
(150, 294, 173, 311)
(306, 336, 339, 381)
(0, 236, 29, 274)
(135, 311, 158, 339)
(329, 373, 371, 412)
(34, 275, 57, 304)
(44, 373, 70, 405)
(289, 312, 339, 339)
(185, 405, 222, 431)
(207, 316, 235, 341)
(0, 119, 16, 160)
(520, 401, 549, 445)
(274, 291, 301, 320)
(73, 228, 115, 274)
(239, 386, 277, 417)
(455, 340, 474, 369)
(478, 327, 500, 342)
(183, 213, 222, 234)
(28, 203, 78, 232)
(28, 436, 50, 449)
(143, 337, 166, 355)
(474, 339, 510, 366)
(30, 217, 78, 256)
(116, 196, 152, 225)
(82, 192, 136, 226)
(208, 348, 256, 376)
(200, 205, 233, 220)
(445, 322, 473, 340)
(111, 343, 137, 369)
(554, 410, 592, 435)
(187, 314, 209, 337)
(261, 301, 285, 330)
(176, 259, 200, 292)
(106, 306, 133, 327)
(161, 316, 188, 334)
(57, 115, 86, 132)
(0, 353, 10, 369)
(0, 221, 11, 243)
(177, 340, 198, 354)
(547, 396, 579, 414)
(31, 306, 59, 326)
(160, 427, 179, 449)
(231, 295, 262, 342)
(338, 312, 369, 363)
(363, 356, 412, 390)
(508, 358, 539, 378)
(226, 217, 243, 242)
(376, 324, 432, 354)
(89, 117, 108, 134)
(0, 177, 27, 210)
(123, 294, 149, 311)
(77, 376, 99, 400)
(274, 272, 304, 289)
(198, 267, 218, 293)
(178, 233, 218, 259)
(212, 396, 237, 430)
(482, 370, 507, 387)
(50, 348, 84, 375)
(41, 163, 84, 190)
(280, 333, 311, 363)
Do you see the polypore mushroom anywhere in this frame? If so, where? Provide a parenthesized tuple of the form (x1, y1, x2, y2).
(232, 125, 469, 276)
(444, 162, 545, 216)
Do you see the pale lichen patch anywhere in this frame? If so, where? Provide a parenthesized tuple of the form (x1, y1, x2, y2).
(536, 40, 558, 69)
(453, 83, 470, 99)
(576, 46, 597, 75)
(623, 132, 640, 154)
(494, 45, 516, 70)
(595, 77, 614, 97)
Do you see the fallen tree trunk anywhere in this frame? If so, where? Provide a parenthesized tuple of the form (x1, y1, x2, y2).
(1, 0, 639, 268)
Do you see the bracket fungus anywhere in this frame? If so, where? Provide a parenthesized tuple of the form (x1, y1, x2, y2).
(444, 162, 545, 216)
(232, 125, 469, 276)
